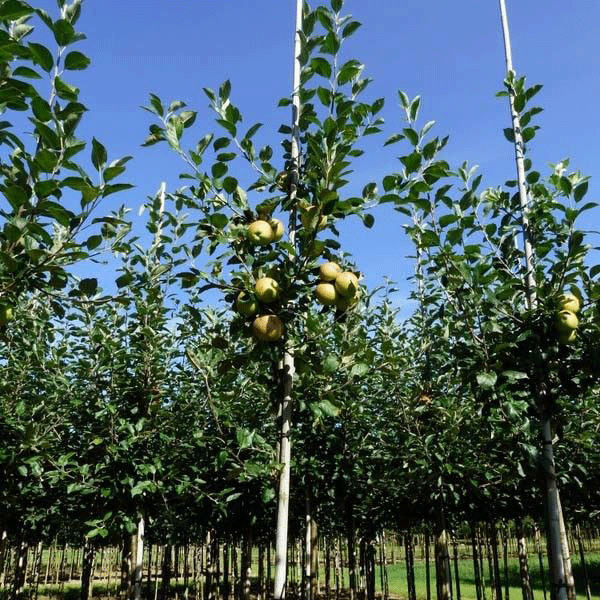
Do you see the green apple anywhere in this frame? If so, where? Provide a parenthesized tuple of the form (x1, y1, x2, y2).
(247, 220, 274, 245)
(559, 292, 580, 313)
(555, 309, 578, 334)
(315, 282, 338, 305)
(255, 277, 280, 303)
(269, 218, 285, 242)
(236, 292, 258, 316)
(319, 261, 341, 282)
(252, 315, 284, 342)
(335, 272, 359, 298)
(0, 304, 13, 325)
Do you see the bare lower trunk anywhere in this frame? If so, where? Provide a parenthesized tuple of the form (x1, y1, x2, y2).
(81, 539, 97, 600)
(434, 509, 452, 600)
(11, 539, 28, 600)
(516, 520, 533, 600)
(132, 517, 145, 600)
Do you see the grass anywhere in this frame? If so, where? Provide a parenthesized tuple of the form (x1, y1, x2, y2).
(376, 555, 600, 600)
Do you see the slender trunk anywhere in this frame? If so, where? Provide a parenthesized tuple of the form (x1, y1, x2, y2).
(534, 525, 548, 600)
(273, 1, 302, 597)
(81, 539, 96, 600)
(258, 544, 265, 600)
(44, 541, 53, 586)
(223, 540, 230, 600)
(472, 526, 483, 600)
(405, 531, 416, 600)
(11, 539, 28, 600)
(490, 523, 502, 600)
(425, 531, 431, 600)
(557, 495, 575, 600)
(478, 527, 487, 600)
(574, 526, 591, 600)
(334, 538, 340, 600)
(242, 530, 251, 600)
(161, 545, 172, 600)
(498, 4, 570, 598)
(434, 508, 452, 600)
(516, 520, 533, 600)
(325, 539, 331, 600)
(502, 524, 509, 600)
(452, 533, 461, 600)
(305, 490, 312, 600)
(347, 516, 357, 600)
(366, 541, 375, 600)
(0, 530, 7, 589)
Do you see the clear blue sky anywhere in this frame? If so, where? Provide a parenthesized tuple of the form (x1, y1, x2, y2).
(38, 0, 600, 314)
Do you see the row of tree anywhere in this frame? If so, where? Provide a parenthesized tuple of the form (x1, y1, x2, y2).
(1, 1, 599, 600)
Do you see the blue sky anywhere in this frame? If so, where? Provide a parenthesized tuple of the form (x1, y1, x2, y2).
(33, 0, 600, 314)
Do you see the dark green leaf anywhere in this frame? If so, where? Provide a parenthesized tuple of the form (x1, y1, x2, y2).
(342, 20, 361, 38)
(78, 277, 97, 295)
(91, 137, 107, 171)
(0, 0, 33, 20)
(63, 50, 90, 70)
(12, 66, 41, 79)
(53, 19, 76, 46)
(28, 42, 53, 72)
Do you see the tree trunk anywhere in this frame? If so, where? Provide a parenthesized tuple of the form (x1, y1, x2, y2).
(425, 530, 431, 600)
(534, 525, 548, 600)
(242, 530, 252, 600)
(161, 545, 172, 600)
(574, 525, 591, 600)
(472, 526, 483, 600)
(347, 515, 357, 600)
(452, 533, 461, 600)
(490, 523, 502, 600)
(11, 539, 28, 600)
(81, 539, 96, 600)
(434, 508, 452, 600)
(405, 531, 416, 600)
(515, 520, 533, 600)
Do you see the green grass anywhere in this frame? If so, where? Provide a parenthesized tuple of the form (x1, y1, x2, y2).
(376, 555, 600, 600)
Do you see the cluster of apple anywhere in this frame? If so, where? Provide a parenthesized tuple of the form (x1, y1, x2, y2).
(247, 218, 285, 246)
(234, 219, 287, 342)
(314, 261, 360, 311)
(554, 292, 580, 344)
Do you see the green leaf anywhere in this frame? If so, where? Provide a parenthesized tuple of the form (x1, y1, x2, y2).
(78, 277, 97, 295)
(91, 137, 107, 171)
(31, 96, 52, 121)
(331, 0, 343, 11)
(63, 50, 90, 70)
(219, 80, 231, 102)
(211, 162, 227, 178)
(28, 42, 54, 72)
(342, 20, 361, 38)
(476, 371, 497, 389)
(503, 128, 515, 143)
(311, 57, 331, 78)
(409, 96, 421, 121)
(323, 354, 340, 374)
(53, 19, 76, 46)
(350, 363, 369, 378)
(54, 77, 79, 101)
(0, 0, 33, 20)
(337, 60, 362, 85)
(573, 181, 588, 202)
(115, 273, 134, 288)
(362, 213, 375, 228)
(12, 66, 41, 79)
